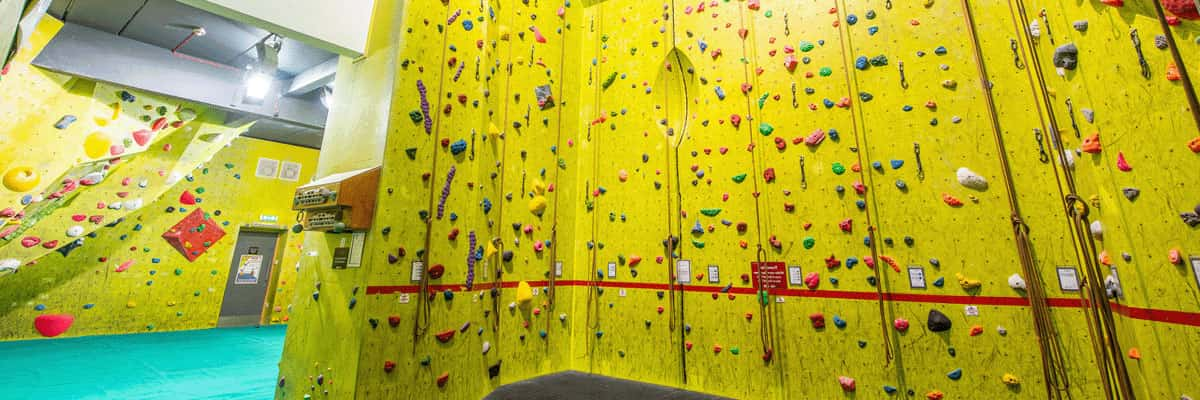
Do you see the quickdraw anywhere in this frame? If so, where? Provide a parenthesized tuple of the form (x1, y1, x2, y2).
(790, 83, 798, 108)
(1011, 39, 1025, 69)
(1040, 9, 1054, 45)
(898, 61, 909, 89)
(783, 13, 790, 36)
(799, 156, 807, 190)
(913, 142, 924, 181)
(1131, 29, 1151, 79)
(1065, 98, 1081, 139)
(1035, 129, 1049, 163)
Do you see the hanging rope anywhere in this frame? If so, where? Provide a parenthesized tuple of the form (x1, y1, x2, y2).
(1149, 0, 1200, 132)
(1007, 0, 1135, 397)
(959, 1, 1072, 398)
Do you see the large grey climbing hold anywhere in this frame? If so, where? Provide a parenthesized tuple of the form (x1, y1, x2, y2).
(1081, 108, 1095, 123)
(1181, 211, 1200, 227)
(927, 309, 952, 332)
(1121, 187, 1140, 200)
(1072, 20, 1088, 32)
(1053, 43, 1079, 70)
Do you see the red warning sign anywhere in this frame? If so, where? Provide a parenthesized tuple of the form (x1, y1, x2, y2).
(751, 261, 788, 293)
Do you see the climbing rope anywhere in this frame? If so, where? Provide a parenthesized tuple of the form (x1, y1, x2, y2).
(834, 0, 893, 367)
(959, 2, 1071, 398)
(1008, 0, 1134, 397)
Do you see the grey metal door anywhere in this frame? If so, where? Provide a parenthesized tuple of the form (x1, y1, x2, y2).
(218, 230, 278, 327)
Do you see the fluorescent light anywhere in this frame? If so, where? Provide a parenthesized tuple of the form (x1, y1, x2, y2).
(245, 72, 273, 101)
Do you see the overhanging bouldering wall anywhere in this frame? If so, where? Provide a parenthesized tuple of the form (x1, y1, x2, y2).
(0, 16, 319, 341)
(275, 0, 1200, 399)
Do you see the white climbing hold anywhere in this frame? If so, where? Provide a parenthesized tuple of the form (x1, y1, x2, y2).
(482, 341, 491, 354)
(956, 167, 988, 190)
(1029, 19, 1042, 38)
(138, 179, 149, 188)
(1008, 274, 1027, 290)
(0, 259, 20, 275)
(66, 226, 84, 237)
(125, 198, 143, 211)
(80, 172, 105, 184)
(1104, 273, 1122, 298)
(1089, 221, 1103, 239)
(107, 202, 123, 210)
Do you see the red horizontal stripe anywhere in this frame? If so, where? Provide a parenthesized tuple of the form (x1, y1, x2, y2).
(364, 280, 1200, 327)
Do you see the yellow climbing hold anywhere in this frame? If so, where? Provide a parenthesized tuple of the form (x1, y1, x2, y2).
(126, 300, 138, 308)
(956, 273, 981, 290)
(83, 132, 112, 159)
(515, 281, 533, 304)
(1001, 373, 1020, 386)
(485, 240, 498, 258)
(488, 122, 501, 137)
(529, 195, 548, 216)
(2, 166, 40, 192)
(531, 179, 547, 195)
(111, 102, 122, 120)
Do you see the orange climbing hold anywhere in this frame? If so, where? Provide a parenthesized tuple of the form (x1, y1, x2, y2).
(1189, 136, 1200, 152)
(926, 391, 945, 400)
(435, 329, 456, 343)
(1127, 347, 1141, 359)
(1081, 133, 1102, 154)
(1167, 62, 1181, 81)
(436, 372, 450, 387)
(1100, 0, 1124, 6)
(942, 193, 963, 207)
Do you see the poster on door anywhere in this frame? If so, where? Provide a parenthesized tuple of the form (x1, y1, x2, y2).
(235, 254, 263, 285)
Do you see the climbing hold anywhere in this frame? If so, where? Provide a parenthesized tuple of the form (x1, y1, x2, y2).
(947, 368, 963, 380)
(759, 123, 774, 136)
(804, 272, 820, 289)
(956, 273, 981, 290)
(384, 361, 396, 373)
(1008, 274, 1027, 290)
(883, 385, 898, 394)
(810, 313, 826, 329)
(1081, 133, 1102, 153)
(942, 193, 963, 207)
(838, 376, 856, 392)
(893, 318, 910, 332)
(1002, 373, 1021, 386)
(1189, 136, 1200, 153)
(2, 167, 39, 192)
(1122, 187, 1140, 201)
(516, 281, 533, 304)
(928, 310, 952, 332)
(1116, 152, 1132, 171)
(833, 315, 846, 328)
(1128, 347, 1141, 360)
(436, 372, 449, 387)
(1053, 44, 1079, 71)
(1029, 19, 1041, 38)
(1163, 0, 1200, 19)
(956, 167, 987, 190)
(34, 314, 74, 337)
(54, 115, 77, 129)
(1073, 20, 1089, 31)
(435, 329, 456, 343)
(927, 391, 945, 400)
(1170, 248, 1183, 265)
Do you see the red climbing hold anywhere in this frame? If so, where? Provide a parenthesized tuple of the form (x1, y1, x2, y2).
(132, 130, 153, 146)
(763, 168, 776, 183)
(628, 255, 642, 267)
(942, 193, 964, 207)
(384, 360, 396, 372)
(428, 264, 445, 279)
(809, 313, 826, 328)
(970, 325, 984, 336)
(838, 218, 852, 233)
(436, 372, 450, 387)
(747, 0, 760, 10)
(894, 318, 910, 332)
(20, 236, 41, 248)
(1100, 0, 1124, 6)
(1163, 0, 1200, 19)
(1189, 136, 1200, 153)
(825, 255, 841, 269)
(435, 329, 456, 343)
(115, 260, 134, 272)
(804, 272, 820, 289)
(179, 190, 197, 205)
(151, 117, 169, 131)
(34, 314, 74, 337)
(388, 315, 401, 327)
(41, 240, 58, 249)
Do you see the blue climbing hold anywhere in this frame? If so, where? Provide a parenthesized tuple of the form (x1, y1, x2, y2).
(443, 290, 454, 301)
(872, 161, 883, 170)
(54, 115, 77, 130)
(933, 277, 945, 287)
(828, 128, 839, 141)
(883, 385, 898, 394)
(833, 315, 847, 328)
(890, 160, 904, 169)
(902, 105, 913, 112)
(864, 236, 872, 246)
(929, 258, 941, 267)
(34, 304, 46, 311)
(846, 14, 858, 25)
(947, 368, 963, 380)
(855, 199, 866, 210)
(823, 99, 835, 108)
(462, 20, 474, 31)
(829, 277, 839, 285)
(692, 220, 704, 234)
(868, 26, 879, 35)
(846, 257, 858, 269)
(934, 46, 948, 55)
(450, 139, 467, 155)
(714, 86, 725, 100)
(83, 304, 94, 309)
(120, 90, 136, 102)
(855, 56, 869, 70)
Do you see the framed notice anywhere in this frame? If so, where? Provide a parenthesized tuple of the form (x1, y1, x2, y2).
(676, 260, 691, 284)
(707, 265, 720, 283)
(255, 158, 280, 179)
(1191, 256, 1200, 292)
(235, 254, 263, 285)
(279, 161, 302, 181)
(788, 266, 803, 285)
(1057, 266, 1080, 292)
(908, 266, 926, 289)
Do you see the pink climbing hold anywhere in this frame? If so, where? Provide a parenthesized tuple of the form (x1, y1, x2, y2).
(151, 117, 169, 131)
(530, 26, 547, 43)
(838, 376, 856, 392)
(894, 318, 910, 332)
(1116, 152, 1132, 171)
(109, 144, 125, 156)
(41, 240, 58, 249)
(805, 129, 826, 146)
(838, 218, 852, 233)
(809, 313, 826, 328)
(20, 236, 41, 248)
(34, 314, 74, 337)
(179, 190, 197, 205)
(533, 241, 544, 252)
(115, 260, 134, 272)
(71, 214, 87, 222)
(132, 129, 153, 146)
(763, 168, 776, 183)
(730, 114, 742, 128)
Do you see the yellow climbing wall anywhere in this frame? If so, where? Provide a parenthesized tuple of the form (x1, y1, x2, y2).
(0, 16, 319, 341)
(276, 0, 1200, 399)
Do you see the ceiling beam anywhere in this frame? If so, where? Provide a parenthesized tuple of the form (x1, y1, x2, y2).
(32, 22, 326, 128)
(285, 56, 336, 95)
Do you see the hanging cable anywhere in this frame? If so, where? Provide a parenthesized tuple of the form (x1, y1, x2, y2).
(960, 1, 1071, 398)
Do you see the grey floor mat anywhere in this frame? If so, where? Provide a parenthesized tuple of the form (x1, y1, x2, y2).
(484, 371, 734, 400)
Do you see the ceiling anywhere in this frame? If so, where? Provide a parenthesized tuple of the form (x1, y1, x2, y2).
(47, 0, 332, 148)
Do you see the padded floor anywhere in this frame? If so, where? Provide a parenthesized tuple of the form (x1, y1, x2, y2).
(485, 371, 733, 400)
(0, 325, 285, 400)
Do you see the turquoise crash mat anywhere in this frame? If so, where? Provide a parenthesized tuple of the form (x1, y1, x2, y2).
(0, 325, 285, 400)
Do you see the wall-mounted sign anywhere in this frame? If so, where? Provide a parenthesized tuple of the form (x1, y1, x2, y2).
(1057, 266, 1080, 292)
(707, 265, 720, 283)
(1191, 256, 1200, 292)
(255, 158, 280, 179)
(676, 260, 692, 284)
(788, 266, 803, 285)
(750, 261, 788, 293)
(331, 247, 350, 269)
(235, 254, 263, 285)
(410, 261, 424, 282)
(908, 266, 926, 289)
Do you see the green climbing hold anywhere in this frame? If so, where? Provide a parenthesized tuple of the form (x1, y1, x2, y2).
(757, 93, 769, 109)
(408, 110, 423, 123)
(759, 123, 774, 136)
(803, 237, 816, 249)
(692, 239, 705, 249)
(732, 174, 747, 183)
(819, 67, 833, 76)
(174, 268, 183, 276)
(730, 347, 740, 355)
(832, 162, 846, 175)
(602, 72, 618, 90)
(799, 41, 815, 52)
(195, 187, 205, 194)
(700, 208, 722, 217)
